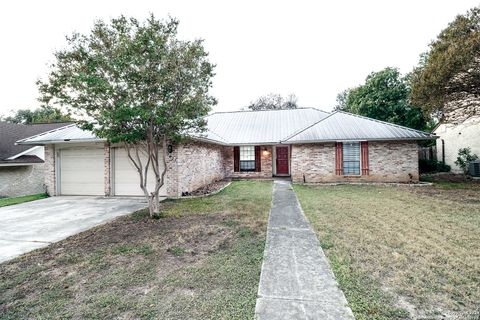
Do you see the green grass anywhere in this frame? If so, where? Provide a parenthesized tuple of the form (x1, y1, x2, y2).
(0, 180, 273, 320)
(432, 181, 480, 190)
(294, 184, 480, 320)
(0, 193, 48, 208)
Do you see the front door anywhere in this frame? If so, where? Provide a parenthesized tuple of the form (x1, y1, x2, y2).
(276, 146, 289, 175)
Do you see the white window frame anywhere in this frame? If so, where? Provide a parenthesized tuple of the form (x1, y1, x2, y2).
(239, 145, 256, 171)
(342, 142, 361, 176)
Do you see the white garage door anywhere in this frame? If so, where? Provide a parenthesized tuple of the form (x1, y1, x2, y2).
(60, 147, 104, 195)
(113, 147, 167, 196)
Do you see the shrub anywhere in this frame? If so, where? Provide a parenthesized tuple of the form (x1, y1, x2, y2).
(454, 148, 479, 174)
(419, 159, 451, 174)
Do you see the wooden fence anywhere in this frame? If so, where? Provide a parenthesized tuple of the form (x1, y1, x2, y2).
(418, 146, 437, 160)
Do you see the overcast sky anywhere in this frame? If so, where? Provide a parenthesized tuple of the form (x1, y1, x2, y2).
(0, 0, 478, 116)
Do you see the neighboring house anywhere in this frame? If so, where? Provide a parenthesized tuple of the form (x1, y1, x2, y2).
(0, 122, 70, 197)
(433, 116, 480, 173)
(16, 108, 435, 197)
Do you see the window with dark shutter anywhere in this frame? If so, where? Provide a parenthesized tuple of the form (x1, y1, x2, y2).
(239, 146, 256, 171)
(234, 146, 240, 172)
(255, 146, 261, 172)
(343, 142, 361, 175)
(335, 142, 343, 175)
(361, 141, 369, 175)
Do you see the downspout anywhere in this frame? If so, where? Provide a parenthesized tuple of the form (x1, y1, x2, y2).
(441, 139, 445, 164)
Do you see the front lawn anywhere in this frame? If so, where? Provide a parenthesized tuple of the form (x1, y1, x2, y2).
(0, 181, 273, 319)
(0, 193, 48, 208)
(294, 184, 480, 320)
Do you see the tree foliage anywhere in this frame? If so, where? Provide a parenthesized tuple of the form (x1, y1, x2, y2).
(2, 106, 72, 124)
(410, 7, 480, 120)
(455, 147, 479, 174)
(38, 15, 216, 217)
(335, 67, 427, 130)
(247, 93, 298, 111)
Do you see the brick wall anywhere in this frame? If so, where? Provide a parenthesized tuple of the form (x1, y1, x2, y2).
(0, 164, 46, 197)
(44, 144, 56, 195)
(224, 146, 273, 178)
(291, 141, 419, 183)
(167, 141, 226, 196)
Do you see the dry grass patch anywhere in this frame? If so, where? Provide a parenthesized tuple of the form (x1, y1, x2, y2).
(0, 180, 273, 320)
(294, 184, 480, 320)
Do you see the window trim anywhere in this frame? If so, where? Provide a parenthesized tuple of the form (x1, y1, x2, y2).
(239, 145, 256, 172)
(342, 141, 362, 176)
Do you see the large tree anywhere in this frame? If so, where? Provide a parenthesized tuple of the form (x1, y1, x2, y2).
(2, 106, 72, 124)
(410, 7, 480, 122)
(38, 15, 216, 218)
(335, 67, 427, 130)
(247, 93, 298, 110)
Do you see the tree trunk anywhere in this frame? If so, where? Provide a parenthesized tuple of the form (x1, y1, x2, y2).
(147, 193, 161, 219)
(125, 134, 167, 219)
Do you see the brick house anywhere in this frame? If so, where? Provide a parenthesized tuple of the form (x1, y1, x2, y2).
(0, 121, 69, 197)
(16, 108, 435, 197)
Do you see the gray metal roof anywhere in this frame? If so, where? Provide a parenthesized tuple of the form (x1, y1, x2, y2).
(16, 124, 103, 145)
(197, 108, 330, 144)
(283, 111, 435, 143)
(17, 108, 435, 146)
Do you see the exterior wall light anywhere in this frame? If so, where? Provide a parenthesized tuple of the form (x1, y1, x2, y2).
(262, 147, 270, 156)
(167, 144, 173, 153)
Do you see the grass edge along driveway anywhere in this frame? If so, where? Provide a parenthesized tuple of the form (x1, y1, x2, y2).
(0, 193, 48, 208)
(294, 184, 480, 320)
(0, 180, 273, 320)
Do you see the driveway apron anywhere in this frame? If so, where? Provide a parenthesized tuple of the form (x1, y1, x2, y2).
(255, 180, 354, 319)
(0, 196, 150, 263)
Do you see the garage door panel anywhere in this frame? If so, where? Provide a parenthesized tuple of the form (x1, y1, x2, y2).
(60, 148, 104, 195)
(114, 148, 167, 196)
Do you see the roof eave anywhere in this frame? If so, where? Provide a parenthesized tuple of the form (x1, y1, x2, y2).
(282, 136, 437, 144)
(16, 138, 106, 145)
(0, 162, 43, 167)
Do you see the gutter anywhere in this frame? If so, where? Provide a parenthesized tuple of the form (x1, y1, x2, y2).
(279, 136, 438, 144)
(16, 138, 106, 145)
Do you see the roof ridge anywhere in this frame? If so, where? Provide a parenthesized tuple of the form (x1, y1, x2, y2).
(336, 111, 434, 136)
(26, 121, 73, 126)
(15, 123, 76, 144)
(208, 107, 329, 116)
(281, 111, 337, 142)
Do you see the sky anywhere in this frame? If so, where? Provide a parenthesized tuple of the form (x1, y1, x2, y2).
(0, 0, 478, 116)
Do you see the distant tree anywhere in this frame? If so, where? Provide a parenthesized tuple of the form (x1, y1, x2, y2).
(334, 90, 348, 111)
(336, 67, 427, 130)
(410, 7, 480, 121)
(38, 15, 215, 218)
(3, 106, 72, 124)
(247, 93, 298, 111)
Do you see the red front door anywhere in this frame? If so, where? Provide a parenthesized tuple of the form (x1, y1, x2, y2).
(276, 146, 289, 175)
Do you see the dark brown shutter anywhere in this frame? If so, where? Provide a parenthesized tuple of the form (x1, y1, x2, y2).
(335, 142, 343, 175)
(234, 146, 240, 172)
(255, 146, 261, 172)
(361, 141, 369, 175)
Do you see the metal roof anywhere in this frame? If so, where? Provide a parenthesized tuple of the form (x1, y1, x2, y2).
(283, 111, 435, 143)
(16, 124, 103, 145)
(197, 108, 330, 144)
(17, 108, 435, 146)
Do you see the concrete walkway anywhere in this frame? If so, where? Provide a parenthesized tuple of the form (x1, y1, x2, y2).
(0, 196, 149, 263)
(254, 180, 354, 320)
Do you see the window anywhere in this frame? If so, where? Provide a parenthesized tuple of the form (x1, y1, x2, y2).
(343, 142, 360, 175)
(240, 146, 256, 171)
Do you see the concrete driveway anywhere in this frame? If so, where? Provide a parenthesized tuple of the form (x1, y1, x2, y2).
(0, 196, 149, 263)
